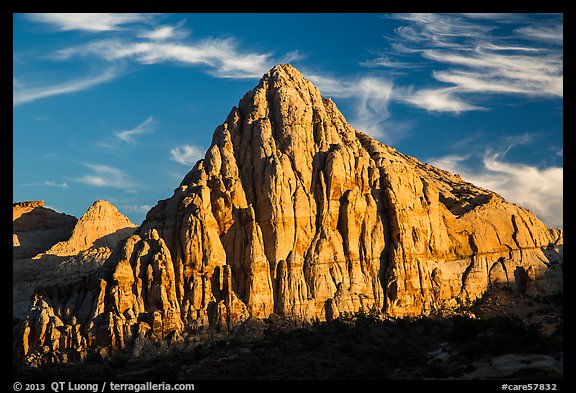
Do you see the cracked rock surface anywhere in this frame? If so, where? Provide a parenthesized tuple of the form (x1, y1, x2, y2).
(14, 64, 562, 366)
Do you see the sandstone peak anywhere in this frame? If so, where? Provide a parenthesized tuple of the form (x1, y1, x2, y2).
(15, 64, 562, 366)
(267, 63, 300, 76)
(44, 200, 137, 257)
(253, 63, 327, 107)
(261, 63, 309, 86)
(13, 201, 136, 321)
(83, 199, 128, 219)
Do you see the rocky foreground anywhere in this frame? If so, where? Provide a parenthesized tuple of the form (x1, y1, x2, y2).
(14, 289, 563, 380)
(13, 64, 562, 372)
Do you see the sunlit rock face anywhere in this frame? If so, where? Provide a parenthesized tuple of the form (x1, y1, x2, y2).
(14, 64, 562, 366)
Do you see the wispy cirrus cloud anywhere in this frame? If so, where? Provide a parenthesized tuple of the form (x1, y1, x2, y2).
(307, 73, 396, 140)
(138, 20, 190, 41)
(372, 13, 563, 113)
(424, 46, 563, 97)
(307, 70, 474, 138)
(13, 67, 118, 107)
(305, 13, 563, 139)
(458, 13, 525, 20)
(515, 24, 563, 44)
(360, 55, 421, 69)
(17, 13, 299, 108)
(25, 13, 153, 32)
(120, 204, 153, 214)
(428, 148, 563, 228)
(392, 13, 493, 48)
(52, 37, 297, 79)
(114, 116, 156, 143)
(74, 163, 136, 190)
(395, 86, 484, 113)
(22, 180, 69, 188)
(170, 145, 204, 166)
(349, 78, 395, 139)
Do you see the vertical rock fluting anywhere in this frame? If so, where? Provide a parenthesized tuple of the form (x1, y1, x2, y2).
(15, 64, 562, 365)
(356, 134, 562, 316)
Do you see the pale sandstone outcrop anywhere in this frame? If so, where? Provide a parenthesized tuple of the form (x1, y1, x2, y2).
(13, 201, 137, 321)
(15, 64, 562, 365)
(45, 200, 137, 257)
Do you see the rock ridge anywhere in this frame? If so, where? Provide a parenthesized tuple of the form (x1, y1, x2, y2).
(14, 64, 562, 366)
(13, 200, 137, 323)
(44, 200, 137, 257)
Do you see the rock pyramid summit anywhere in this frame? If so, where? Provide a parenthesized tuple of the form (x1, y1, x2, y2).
(15, 64, 562, 365)
(12, 200, 137, 321)
(45, 200, 137, 257)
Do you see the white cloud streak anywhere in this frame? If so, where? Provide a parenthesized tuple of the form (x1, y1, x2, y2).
(425, 47, 563, 97)
(307, 73, 395, 139)
(352, 78, 394, 138)
(377, 13, 563, 112)
(52, 37, 279, 79)
(121, 204, 153, 213)
(13, 67, 118, 107)
(429, 152, 563, 228)
(22, 180, 69, 188)
(18, 13, 298, 109)
(25, 13, 153, 32)
(360, 55, 420, 69)
(74, 163, 135, 190)
(114, 116, 156, 143)
(170, 145, 204, 166)
(458, 13, 525, 20)
(138, 21, 189, 41)
(396, 86, 484, 113)
(515, 24, 563, 44)
(307, 69, 480, 138)
(392, 13, 493, 47)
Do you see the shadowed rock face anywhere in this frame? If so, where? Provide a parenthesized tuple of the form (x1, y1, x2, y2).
(13, 201, 137, 323)
(14, 64, 563, 365)
(13, 201, 77, 259)
(44, 200, 137, 257)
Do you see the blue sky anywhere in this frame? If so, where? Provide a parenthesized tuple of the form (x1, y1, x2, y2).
(13, 13, 563, 228)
